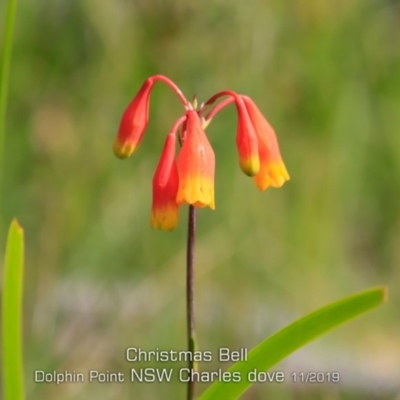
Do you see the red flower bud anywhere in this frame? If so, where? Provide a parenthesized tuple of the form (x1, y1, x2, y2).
(151, 132, 180, 231)
(235, 97, 260, 177)
(113, 78, 153, 159)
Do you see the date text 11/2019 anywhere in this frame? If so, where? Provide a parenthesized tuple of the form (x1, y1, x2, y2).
(291, 372, 340, 383)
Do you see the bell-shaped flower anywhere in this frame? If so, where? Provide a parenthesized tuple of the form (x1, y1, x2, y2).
(151, 132, 180, 231)
(242, 96, 290, 190)
(113, 78, 153, 159)
(176, 111, 215, 209)
(235, 97, 260, 177)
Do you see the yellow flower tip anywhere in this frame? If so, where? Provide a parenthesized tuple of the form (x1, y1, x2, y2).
(113, 139, 137, 159)
(268, 164, 288, 187)
(239, 155, 260, 177)
(253, 162, 290, 191)
(151, 207, 179, 231)
(176, 175, 215, 210)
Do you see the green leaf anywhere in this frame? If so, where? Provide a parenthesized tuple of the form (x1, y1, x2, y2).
(0, 0, 18, 199)
(199, 286, 387, 400)
(2, 218, 25, 400)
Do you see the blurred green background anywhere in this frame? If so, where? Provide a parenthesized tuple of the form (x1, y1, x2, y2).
(1, 0, 400, 399)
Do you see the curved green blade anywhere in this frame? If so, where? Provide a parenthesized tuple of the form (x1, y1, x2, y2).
(0, 0, 18, 197)
(2, 218, 25, 400)
(199, 286, 387, 400)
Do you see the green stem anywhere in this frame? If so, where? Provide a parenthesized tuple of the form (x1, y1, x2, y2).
(0, 0, 18, 213)
(186, 205, 197, 400)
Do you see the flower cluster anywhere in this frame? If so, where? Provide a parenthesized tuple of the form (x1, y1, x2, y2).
(113, 75, 289, 231)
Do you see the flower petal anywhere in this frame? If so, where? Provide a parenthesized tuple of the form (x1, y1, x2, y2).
(176, 111, 215, 209)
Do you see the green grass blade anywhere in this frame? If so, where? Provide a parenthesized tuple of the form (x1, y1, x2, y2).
(2, 218, 25, 400)
(199, 286, 387, 400)
(0, 0, 18, 197)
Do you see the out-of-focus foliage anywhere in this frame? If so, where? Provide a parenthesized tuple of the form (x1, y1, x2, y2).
(1, 0, 399, 399)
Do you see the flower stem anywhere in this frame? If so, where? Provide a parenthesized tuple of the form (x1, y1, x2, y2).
(152, 74, 190, 107)
(203, 97, 235, 121)
(186, 204, 197, 400)
(203, 89, 239, 108)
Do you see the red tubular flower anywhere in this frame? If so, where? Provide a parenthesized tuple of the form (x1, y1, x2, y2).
(241, 96, 290, 190)
(114, 75, 290, 232)
(113, 78, 153, 159)
(176, 111, 215, 209)
(235, 97, 260, 177)
(151, 132, 180, 231)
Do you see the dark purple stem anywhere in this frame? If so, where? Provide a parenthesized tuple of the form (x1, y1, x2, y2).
(186, 205, 197, 400)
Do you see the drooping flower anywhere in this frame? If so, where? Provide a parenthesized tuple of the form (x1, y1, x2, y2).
(241, 95, 290, 190)
(113, 75, 290, 231)
(151, 132, 180, 231)
(176, 110, 215, 209)
(235, 97, 260, 177)
(113, 78, 154, 159)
